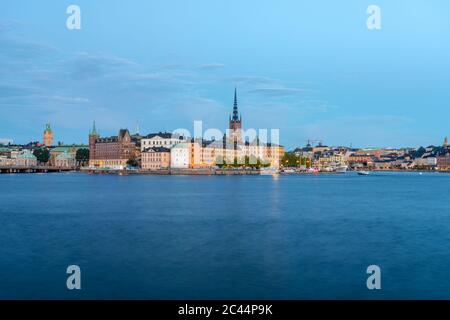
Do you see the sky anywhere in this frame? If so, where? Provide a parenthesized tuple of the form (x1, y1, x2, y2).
(1, 0, 449, 149)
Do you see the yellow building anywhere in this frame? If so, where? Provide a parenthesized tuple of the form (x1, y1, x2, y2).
(318, 154, 346, 166)
(141, 147, 171, 170)
(43, 123, 53, 147)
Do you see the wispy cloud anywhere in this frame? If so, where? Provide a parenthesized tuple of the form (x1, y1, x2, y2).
(0, 34, 57, 59)
(248, 87, 305, 97)
(50, 95, 91, 104)
(65, 52, 138, 80)
(198, 63, 226, 70)
(0, 84, 37, 98)
(224, 75, 276, 86)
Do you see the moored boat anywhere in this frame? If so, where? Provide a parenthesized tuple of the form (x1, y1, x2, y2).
(260, 167, 279, 175)
(335, 165, 348, 173)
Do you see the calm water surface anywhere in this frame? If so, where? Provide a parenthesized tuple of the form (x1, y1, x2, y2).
(0, 172, 449, 299)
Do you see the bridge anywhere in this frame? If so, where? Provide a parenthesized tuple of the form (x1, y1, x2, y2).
(0, 165, 77, 174)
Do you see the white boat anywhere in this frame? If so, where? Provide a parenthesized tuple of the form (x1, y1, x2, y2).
(357, 171, 370, 176)
(260, 167, 279, 175)
(335, 165, 348, 173)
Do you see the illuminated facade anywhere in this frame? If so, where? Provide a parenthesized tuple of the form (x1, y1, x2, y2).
(43, 124, 53, 147)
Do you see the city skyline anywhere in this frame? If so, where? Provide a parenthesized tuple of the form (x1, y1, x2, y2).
(1, 1, 450, 149)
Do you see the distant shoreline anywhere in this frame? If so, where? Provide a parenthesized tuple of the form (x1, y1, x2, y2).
(1, 167, 448, 175)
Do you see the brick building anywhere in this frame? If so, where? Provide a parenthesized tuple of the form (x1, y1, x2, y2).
(437, 154, 450, 171)
(88, 122, 141, 169)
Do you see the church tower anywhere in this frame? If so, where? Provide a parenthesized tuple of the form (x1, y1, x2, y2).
(444, 137, 449, 147)
(89, 121, 99, 164)
(43, 123, 53, 147)
(229, 88, 242, 142)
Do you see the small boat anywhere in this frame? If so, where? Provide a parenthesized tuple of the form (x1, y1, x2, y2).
(260, 167, 279, 175)
(357, 171, 370, 176)
(335, 165, 348, 173)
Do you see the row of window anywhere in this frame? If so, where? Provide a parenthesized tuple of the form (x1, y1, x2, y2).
(142, 140, 180, 145)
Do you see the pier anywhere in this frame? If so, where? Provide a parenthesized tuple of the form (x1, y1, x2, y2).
(0, 165, 77, 174)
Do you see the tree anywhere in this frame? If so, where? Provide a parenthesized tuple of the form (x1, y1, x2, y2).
(411, 147, 426, 159)
(33, 148, 50, 164)
(127, 157, 139, 168)
(282, 152, 301, 167)
(75, 148, 89, 165)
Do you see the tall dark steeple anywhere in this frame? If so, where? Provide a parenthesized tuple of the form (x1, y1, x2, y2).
(229, 87, 242, 143)
(232, 87, 239, 121)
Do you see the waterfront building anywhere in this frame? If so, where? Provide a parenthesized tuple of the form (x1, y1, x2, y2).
(15, 150, 37, 167)
(199, 139, 236, 167)
(88, 123, 141, 169)
(437, 154, 450, 171)
(317, 153, 346, 167)
(240, 141, 284, 167)
(140, 132, 185, 151)
(43, 124, 53, 147)
(373, 160, 394, 170)
(170, 143, 191, 168)
(347, 154, 373, 166)
(412, 154, 437, 168)
(55, 151, 76, 168)
(141, 147, 171, 170)
(200, 140, 221, 167)
(49, 145, 88, 166)
(168, 140, 204, 169)
(0, 156, 14, 166)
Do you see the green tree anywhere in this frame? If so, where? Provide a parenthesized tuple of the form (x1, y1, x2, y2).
(127, 157, 139, 168)
(75, 148, 89, 165)
(281, 152, 301, 167)
(33, 148, 50, 164)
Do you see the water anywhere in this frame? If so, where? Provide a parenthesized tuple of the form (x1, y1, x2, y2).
(0, 172, 449, 299)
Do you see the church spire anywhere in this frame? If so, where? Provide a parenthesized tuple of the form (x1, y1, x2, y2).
(90, 120, 98, 136)
(232, 87, 239, 121)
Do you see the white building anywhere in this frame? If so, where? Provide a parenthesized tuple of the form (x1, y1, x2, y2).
(414, 156, 437, 167)
(0, 156, 14, 166)
(141, 132, 185, 151)
(55, 151, 76, 168)
(170, 143, 190, 168)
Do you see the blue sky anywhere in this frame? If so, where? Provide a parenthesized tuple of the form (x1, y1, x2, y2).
(1, 0, 449, 149)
